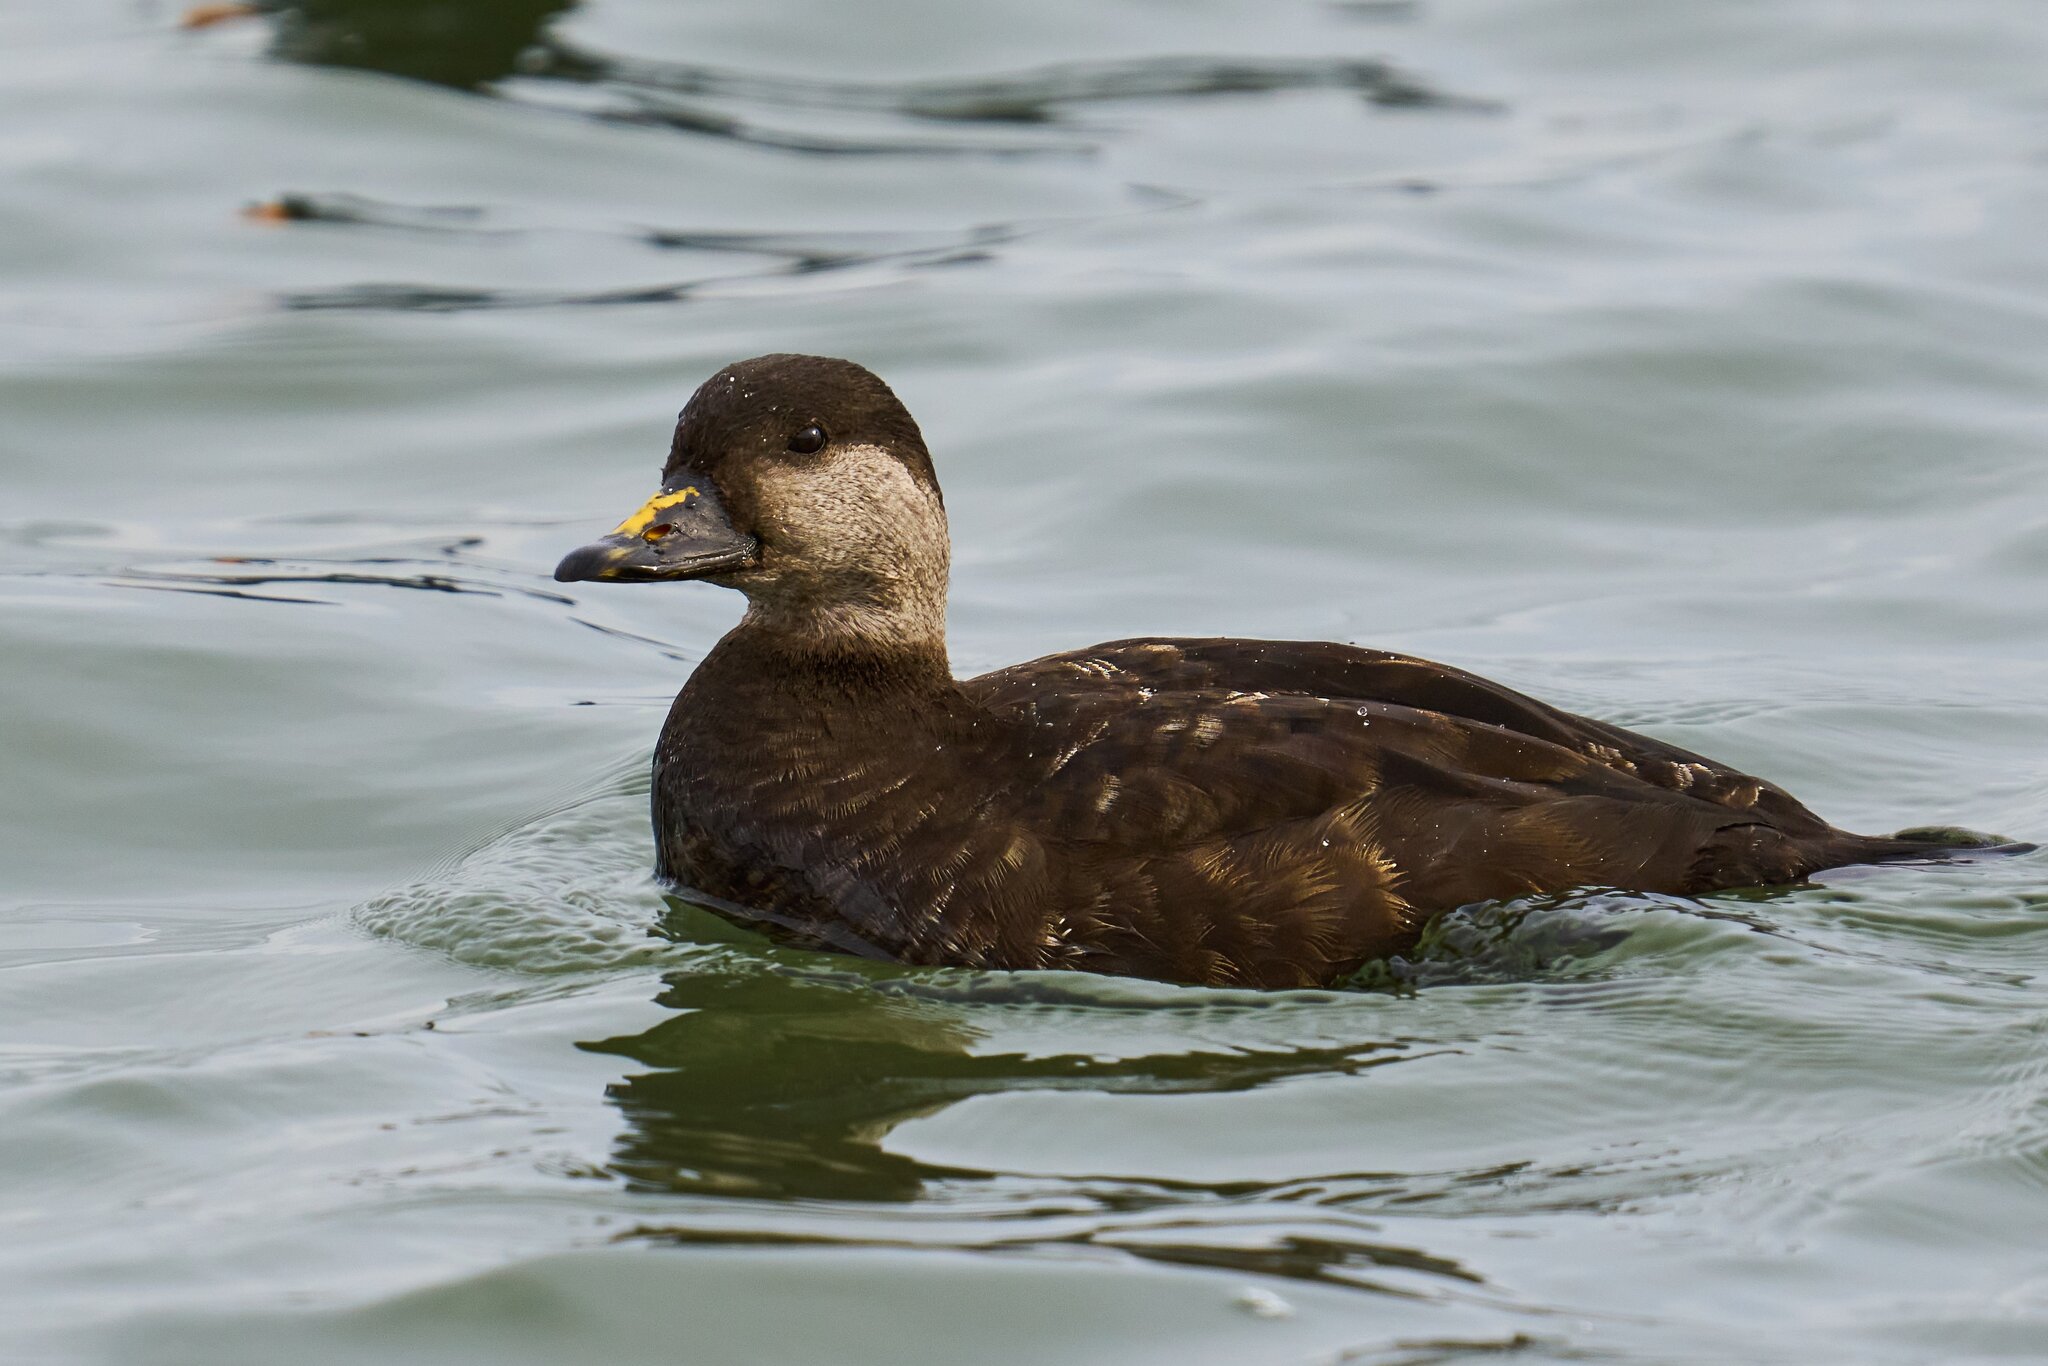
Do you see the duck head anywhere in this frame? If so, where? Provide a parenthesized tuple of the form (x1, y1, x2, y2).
(555, 354, 950, 645)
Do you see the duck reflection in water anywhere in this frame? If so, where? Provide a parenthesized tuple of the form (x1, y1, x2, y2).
(582, 902, 1407, 1205)
(577, 903, 1487, 1298)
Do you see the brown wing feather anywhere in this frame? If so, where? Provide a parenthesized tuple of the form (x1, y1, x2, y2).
(946, 678, 1799, 986)
(969, 637, 1830, 834)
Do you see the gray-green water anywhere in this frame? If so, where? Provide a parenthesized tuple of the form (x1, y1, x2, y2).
(5, 3, 2048, 1362)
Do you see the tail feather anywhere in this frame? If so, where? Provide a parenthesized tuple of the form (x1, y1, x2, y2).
(1847, 826, 2036, 864)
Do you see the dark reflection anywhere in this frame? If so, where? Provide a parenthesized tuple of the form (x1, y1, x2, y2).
(590, 895, 1670, 1212)
(192, 0, 1492, 152)
(265, 195, 1031, 313)
(627, 1221, 1483, 1303)
(577, 927, 1513, 1301)
(566, 898, 1735, 1303)
(246, 193, 498, 234)
(581, 938, 1407, 1204)
(226, 0, 576, 92)
(103, 556, 572, 606)
(1100, 1231, 1478, 1294)
(540, 49, 1495, 123)
(584, 100, 1085, 158)
(1360, 1335, 1596, 1366)
(197, 1, 1494, 305)
(281, 282, 644, 312)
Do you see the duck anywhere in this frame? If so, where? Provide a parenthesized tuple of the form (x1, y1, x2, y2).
(554, 353, 1985, 989)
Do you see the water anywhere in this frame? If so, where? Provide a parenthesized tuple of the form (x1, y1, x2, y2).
(4, 2, 2047, 1361)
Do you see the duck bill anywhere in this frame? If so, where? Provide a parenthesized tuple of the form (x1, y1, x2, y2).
(553, 480, 757, 584)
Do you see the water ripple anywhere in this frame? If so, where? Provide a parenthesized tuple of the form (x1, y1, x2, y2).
(355, 763, 686, 974)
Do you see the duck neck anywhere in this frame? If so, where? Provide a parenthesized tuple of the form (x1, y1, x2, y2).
(705, 440, 958, 703)
(698, 585, 959, 711)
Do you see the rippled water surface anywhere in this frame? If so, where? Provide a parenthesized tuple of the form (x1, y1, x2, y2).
(5, 2, 2048, 1362)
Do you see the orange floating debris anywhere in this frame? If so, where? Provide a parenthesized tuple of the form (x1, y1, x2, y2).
(241, 199, 297, 224)
(180, 4, 260, 31)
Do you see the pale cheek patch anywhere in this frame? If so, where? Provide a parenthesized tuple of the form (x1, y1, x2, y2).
(742, 444, 951, 638)
(758, 446, 948, 578)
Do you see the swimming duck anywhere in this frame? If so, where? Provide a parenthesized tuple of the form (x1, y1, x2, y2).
(555, 353, 1970, 989)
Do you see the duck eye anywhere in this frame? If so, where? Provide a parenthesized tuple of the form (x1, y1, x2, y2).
(787, 424, 827, 455)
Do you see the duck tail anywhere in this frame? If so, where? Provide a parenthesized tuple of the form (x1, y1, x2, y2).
(1847, 826, 2036, 864)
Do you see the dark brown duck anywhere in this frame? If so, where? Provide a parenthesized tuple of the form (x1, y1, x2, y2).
(556, 353, 1983, 989)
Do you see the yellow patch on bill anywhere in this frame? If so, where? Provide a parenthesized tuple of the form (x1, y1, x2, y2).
(610, 486, 700, 538)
